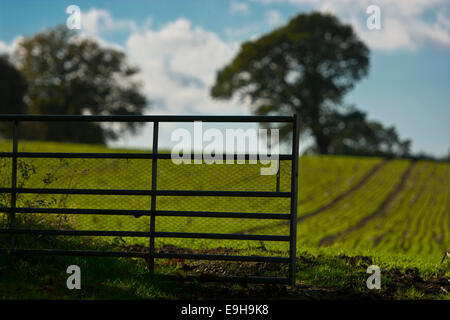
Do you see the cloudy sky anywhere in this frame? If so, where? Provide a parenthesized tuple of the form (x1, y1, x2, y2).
(0, 0, 449, 156)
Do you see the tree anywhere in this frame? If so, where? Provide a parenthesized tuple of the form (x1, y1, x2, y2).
(0, 55, 28, 137)
(211, 12, 370, 154)
(10, 25, 147, 143)
(321, 109, 411, 157)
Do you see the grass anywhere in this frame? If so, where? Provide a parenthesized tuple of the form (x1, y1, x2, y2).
(1, 235, 448, 299)
(336, 161, 450, 257)
(0, 139, 449, 299)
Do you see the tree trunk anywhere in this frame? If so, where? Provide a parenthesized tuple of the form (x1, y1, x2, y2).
(313, 128, 330, 155)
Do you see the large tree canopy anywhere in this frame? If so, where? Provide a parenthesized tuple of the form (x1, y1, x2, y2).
(6, 25, 147, 143)
(211, 12, 377, 154)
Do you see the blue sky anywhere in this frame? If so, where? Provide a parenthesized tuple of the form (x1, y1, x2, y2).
(0, 0, 449, 156)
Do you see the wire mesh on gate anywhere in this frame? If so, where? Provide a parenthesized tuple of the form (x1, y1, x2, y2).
(0, 115, 299, 285)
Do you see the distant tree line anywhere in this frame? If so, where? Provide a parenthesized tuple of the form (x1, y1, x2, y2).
(301, 109, 411, 158)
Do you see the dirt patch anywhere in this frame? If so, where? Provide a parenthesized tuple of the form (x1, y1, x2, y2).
(118, 244, 449, 299)
(183, 254, 450, 300)
(158, 244, 244, 256)
(383, 267, 449, 297)
(119, 244, 244, 256)
(183, 282, 386, 300)
(120, 243, 284, 277)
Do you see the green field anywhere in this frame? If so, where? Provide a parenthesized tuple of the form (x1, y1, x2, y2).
(0, 140, 449, 299)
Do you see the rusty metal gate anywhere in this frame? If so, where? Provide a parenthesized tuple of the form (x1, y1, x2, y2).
(0, 115, 299, 285)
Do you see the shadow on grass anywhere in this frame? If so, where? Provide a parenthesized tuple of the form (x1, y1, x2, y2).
(1, 217, 448, 300)
(0, 244, 197, 299)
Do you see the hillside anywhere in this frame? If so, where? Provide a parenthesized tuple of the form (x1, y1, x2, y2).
(1, 140, 448, 258)
(0, 140, 449, 299)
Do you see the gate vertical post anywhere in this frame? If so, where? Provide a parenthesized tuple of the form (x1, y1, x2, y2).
(288, 114, 299, 286)
(9, 120, 19, 249)
(149, 121, 159, 273)
(276, 160, 280, 192)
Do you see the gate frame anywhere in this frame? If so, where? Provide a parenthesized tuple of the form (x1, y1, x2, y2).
(0, 114, 299, 285)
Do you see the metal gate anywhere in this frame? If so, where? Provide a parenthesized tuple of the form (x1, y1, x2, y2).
(0, 115, 299, 285)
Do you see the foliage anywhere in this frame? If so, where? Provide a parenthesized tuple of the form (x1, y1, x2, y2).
(305, 109, 411, 157)
(211, 12, 409, 157)
(211, 12, 369, 153)
(7, 26, 147, 143)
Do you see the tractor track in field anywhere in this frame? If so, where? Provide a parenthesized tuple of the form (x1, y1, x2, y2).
(399, 164, 435, 251)
(236, 159, 389, 235)
(373, 163, 433, 248)
(319, 160, 417, 247)
(296, 159, 389, 223)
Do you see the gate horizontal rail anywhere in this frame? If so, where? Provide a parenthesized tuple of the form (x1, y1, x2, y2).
(0, 228, 290, 242)
(0, 114, 299, 285)
(0, 208, 291, 219)
(0, 114, 293, 122)
(0, 152, 293, 160)
(0, 187, 291, 197)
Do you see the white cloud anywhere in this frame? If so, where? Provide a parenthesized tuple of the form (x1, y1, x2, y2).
(225, 9, 286, 40)
(74, 32, 126, 53)
(104, 16, 253, 149)
(81, 8, 151, 35)
(79, 9, 244, 115)
(266, 9, 284, 26)
(225, 24, 261, 40)
(125, 18, 242, 115)
(230, 1, 250, 15)
(437, 11, 450, 29)
(77, 10, 243, 115)
(0, 41, 11, 54)
(0, 36, 24, 57)
(3, 8, 245, 118)
(252, 0, 450, 51)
